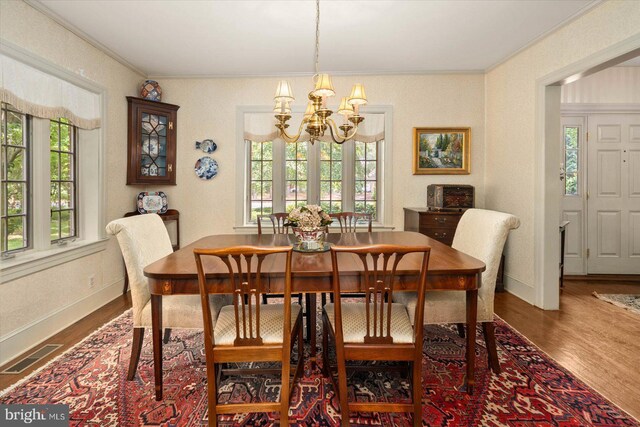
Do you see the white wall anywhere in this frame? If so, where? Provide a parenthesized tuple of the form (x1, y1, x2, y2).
(154, 75, 486, 246)
(485, 0, 640, 305)
(562, 66, 640, 104)
(0, 1, 144, 364)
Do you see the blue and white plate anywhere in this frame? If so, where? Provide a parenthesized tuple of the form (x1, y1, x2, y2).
(195, 139, 217, 153)
(195, 156, 219, 180)
(137, 191, 168, 214)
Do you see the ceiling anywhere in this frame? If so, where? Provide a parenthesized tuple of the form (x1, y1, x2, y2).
(32, 0, 602, 77)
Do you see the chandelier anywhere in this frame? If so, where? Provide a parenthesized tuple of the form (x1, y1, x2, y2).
(273, 0, 368, 145)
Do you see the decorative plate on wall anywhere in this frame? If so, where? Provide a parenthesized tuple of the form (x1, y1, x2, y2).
(195, 139, 217, 153)
(195, 157, 219, 180)
(137, 191, 168, 214)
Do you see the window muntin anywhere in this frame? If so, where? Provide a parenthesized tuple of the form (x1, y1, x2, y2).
(249, 140, 273, 221)
(319, 141, 342, 213)
(1, 104, 30, 254)
(285, 141, 308, 212)
(564, 126, 579, 196)
(50, 118, 77, 242)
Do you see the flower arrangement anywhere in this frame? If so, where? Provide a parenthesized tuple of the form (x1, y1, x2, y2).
(285, 204, 332, 231)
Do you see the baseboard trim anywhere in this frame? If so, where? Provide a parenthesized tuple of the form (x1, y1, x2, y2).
(0, 280, 123, 366)
(503, 274, 535, 305)
(564, 274, 640, 283)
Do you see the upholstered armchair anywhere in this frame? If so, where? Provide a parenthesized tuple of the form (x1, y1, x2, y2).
(394, 208, 520, 373)
(106, 214, 229, 380)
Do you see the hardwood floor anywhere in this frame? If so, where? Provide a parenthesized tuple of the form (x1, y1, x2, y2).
(1, 280, 639, 421)
(0, 293, 132, 391)
(495, 279, 640, 420)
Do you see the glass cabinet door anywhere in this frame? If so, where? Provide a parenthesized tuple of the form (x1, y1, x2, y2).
(127, 97, 179, 185)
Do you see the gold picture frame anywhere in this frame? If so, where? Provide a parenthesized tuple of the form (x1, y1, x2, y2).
(413, 127, 471, 175)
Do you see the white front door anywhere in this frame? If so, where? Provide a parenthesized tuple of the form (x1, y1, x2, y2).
(587, 113, 640, 274)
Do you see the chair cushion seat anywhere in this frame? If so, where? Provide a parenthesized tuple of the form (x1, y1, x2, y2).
(214, 303, 301, 345)
(393, 291, 493, 325)
(323, 302, 414, 344)
(139, 294, 230, 329)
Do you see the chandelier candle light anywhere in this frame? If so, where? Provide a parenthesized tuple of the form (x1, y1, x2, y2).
(273, 0, 368, 145)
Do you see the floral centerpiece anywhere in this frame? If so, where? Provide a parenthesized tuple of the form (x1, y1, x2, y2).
(285, 204, 332, 245)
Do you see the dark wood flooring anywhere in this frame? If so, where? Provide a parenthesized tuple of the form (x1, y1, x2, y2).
(1, 280, 639, 420)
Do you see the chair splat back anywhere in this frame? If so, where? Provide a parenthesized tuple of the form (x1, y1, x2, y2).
(330, 212, 373, 233)
(360, 251, 405, 343)
(194, 245, 293, 347)
(330, 244, 431, 345)
(257, 213, 290, 235)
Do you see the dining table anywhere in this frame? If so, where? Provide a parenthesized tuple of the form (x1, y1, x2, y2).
(143, 231, 486, 401)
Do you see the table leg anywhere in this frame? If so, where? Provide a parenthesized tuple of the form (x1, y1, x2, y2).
(151, 294, 163, 400)
(465, 286, 478, 394)
(308, 293, 317, 364)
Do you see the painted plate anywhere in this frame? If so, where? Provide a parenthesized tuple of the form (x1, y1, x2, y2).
(137, 191, 168, 214)
(195, 156, 219, 180)
(195, 139, 217, 153)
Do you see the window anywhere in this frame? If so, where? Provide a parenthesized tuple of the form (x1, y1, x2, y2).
(245, 138, 383, 222)
(239, 107, 392, 229)
(1, 104, 30, 253)
(49, 118, 77, 242)
(564, 126, 579, 196)
(0, 49, 106, 283)
(319, 141, 342, 213)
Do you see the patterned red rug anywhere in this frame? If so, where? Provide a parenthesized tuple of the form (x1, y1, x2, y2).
(1, 310, 637, 426)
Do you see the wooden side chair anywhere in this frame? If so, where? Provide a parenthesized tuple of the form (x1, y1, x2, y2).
(257, 213, 310, 339)
(329, 212, 373, 233)
(106, 214, 229, 381)
(257, 213, 290, 235)
(322, 243, 431, 427)
(394, 208, 520, 376)
(193, 245, 304, 426)
(324, 212, 374, 305)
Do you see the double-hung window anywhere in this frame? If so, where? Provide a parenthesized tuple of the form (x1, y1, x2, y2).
(239, 108, 391, 228)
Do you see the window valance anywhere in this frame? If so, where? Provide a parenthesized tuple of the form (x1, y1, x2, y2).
(0, 53, 101, 130)
(244, 111, 385, 143)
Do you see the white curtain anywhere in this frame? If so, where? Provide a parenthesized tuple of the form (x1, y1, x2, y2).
(244, 111, 384, 143)
(0, 53, 101, 130)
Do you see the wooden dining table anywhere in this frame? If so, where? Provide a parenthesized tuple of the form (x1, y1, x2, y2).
(143, 231, 485, 400)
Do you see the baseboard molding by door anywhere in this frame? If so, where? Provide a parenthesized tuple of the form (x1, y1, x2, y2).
(564, 274, 640, 282)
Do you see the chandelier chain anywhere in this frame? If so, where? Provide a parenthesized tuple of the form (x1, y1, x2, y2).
(315, 0, 320, 75)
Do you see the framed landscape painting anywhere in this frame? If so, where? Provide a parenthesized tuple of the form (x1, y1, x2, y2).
(413, 127, 471, 175)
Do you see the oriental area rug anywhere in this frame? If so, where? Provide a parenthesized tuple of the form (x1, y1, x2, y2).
(1, 310, 637, 427)
(593, 292, 640, 315)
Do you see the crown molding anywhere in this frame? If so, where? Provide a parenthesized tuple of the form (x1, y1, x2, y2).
(25, 0, 148, 78)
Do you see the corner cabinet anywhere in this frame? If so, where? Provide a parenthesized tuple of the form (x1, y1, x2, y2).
(126, 96, 180, 185)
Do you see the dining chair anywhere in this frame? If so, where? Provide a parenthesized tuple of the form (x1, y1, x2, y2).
(394, 208, 520, 374)
(257, 213, 309, 339)
(257, 213, 290, 235)
(324, 212, 373, 305)
(322, 243, 431, 427)
(106, 214, 229, 381)
(329, 212, 373, 233)
(193, 245, 304, 427)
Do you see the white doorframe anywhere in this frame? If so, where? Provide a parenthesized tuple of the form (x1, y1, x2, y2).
(534, 34, 640, 310)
